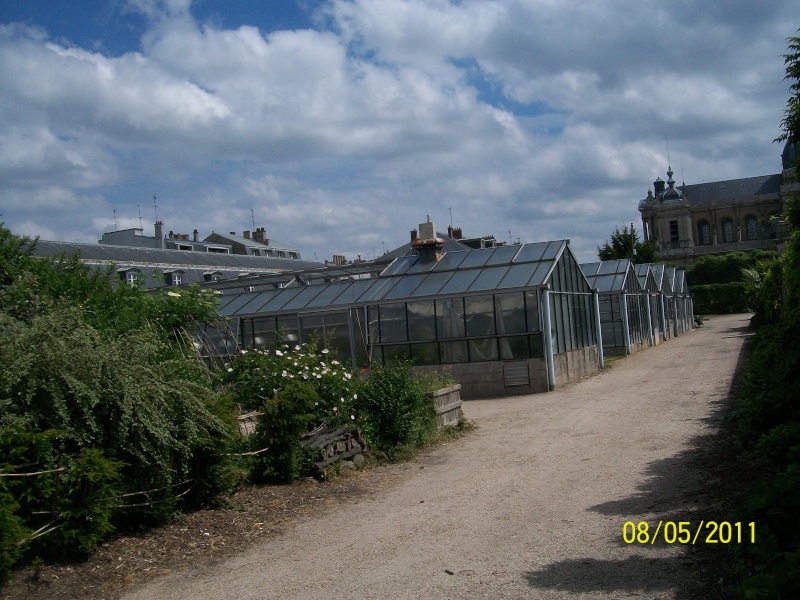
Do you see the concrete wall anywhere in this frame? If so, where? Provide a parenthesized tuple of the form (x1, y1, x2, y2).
(414, 344, 599, 399)
(553, 345, 599, 388)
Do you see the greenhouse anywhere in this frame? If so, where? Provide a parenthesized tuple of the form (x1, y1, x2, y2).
(580, 259, 652, 356)
(635, 263, 664, 344)
(205, 239, 602, 398)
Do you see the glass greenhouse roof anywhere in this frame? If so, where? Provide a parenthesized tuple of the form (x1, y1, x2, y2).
(580, 259, 637, 293)
(218, 240, 569, 317)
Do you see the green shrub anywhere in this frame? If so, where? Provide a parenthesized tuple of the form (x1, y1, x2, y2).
(0, 479, 27, 584)
(250, 381, 319, 483)
(355, 362, 436, 458)
(732, 320, 800, 448)
(687, 251, 776, 286)
(691, 282, 752, 315)
(50, 449, 121, 556)
(734, 464, 800, 598)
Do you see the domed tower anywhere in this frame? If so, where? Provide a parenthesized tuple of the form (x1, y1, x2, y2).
(661, 166, 683, 201)
(638, 165, 693, 260)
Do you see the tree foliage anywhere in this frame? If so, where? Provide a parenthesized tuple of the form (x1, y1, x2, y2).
(730, 31, 800, 598)
(0, 223, 237, 580)
(597, 224, 656, 264)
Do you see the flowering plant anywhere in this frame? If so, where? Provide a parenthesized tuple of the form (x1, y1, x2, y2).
(221, 341, 358, 429)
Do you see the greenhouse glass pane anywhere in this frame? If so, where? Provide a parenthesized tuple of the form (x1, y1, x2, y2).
(409, 271, 453, 297)
(598, 260, 623, 275)
(380, 303, 407, 342)
(411, 342, 439, 365)
(382, 344, 410, 363)
(356, 277, 400, 302)
(433, 250, 468, 271)
(468, 338, 498, 362)
(259, 287, 304, 312)
(541, 240, 563, 260)
(465, 295, 495, 337)
(277, 315, 300, 345)
(439, 269, 480, 294)
(495, 292, 526, 334)
(486, 245, 519, 265)
(513, 242, 549, 263)
(240, 319, 253, 349)
(497, 263, 538, 289)
(439, 341, 469, 363)
(407, 300, 436, 341)
(304, 281, 353, 308)
(323, 312, 351, 361)
(383, 274, 427, 299)
(300, 314, 324, 345)
(467, 266, 509, 291)
(529, 261, 555, 287)
(529, 333, 544, 358)
(581, 262, 601, 277)
(499, 335, 530, 360)
(252, 316, 278, 350)
(435, 297, 466, 339)
(219, 291, 261, 316)
(594, 274, 616, 292)
(215, 294, 239, 312)
(459, 248, 494, 268)
(405, 257, 438, 274)
(381, 256, 418, 276)
(281, 285, 326, 310)
(237, 290, 282, 314)
(525, 290, 541, 332)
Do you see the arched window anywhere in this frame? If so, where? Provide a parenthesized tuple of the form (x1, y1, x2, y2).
(745, 215, 758, 241)
(721, 218, 734, 243)
(697, 220, 711, 245)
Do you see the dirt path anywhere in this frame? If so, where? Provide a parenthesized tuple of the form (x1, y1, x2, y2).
(123, 314, 750, 600)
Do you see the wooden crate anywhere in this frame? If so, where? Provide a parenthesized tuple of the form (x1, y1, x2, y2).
(431, 384, 462, 428)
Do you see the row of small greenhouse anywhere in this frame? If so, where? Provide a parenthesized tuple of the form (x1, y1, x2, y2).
(201, 239, 693, 399)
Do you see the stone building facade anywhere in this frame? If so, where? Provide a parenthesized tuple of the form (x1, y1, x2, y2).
(638, 143, 798, 264)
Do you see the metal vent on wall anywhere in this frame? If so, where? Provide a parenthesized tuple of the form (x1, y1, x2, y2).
(503, 360, 530, 387)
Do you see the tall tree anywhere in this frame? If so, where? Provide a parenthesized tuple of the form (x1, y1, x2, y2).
(597, 224, 656, 264)
(777, 31, 800, 173)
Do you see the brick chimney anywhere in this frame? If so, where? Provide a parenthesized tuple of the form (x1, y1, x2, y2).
(252, 227, 267, 245)
(243, 230, 251, 239)
(193, 229, 199, 242)
(155, 221, 164, 248)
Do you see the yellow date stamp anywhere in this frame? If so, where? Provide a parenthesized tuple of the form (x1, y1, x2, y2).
(622, 521, 755, 545)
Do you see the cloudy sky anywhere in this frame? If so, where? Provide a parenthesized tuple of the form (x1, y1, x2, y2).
(0, 0, 796, 263)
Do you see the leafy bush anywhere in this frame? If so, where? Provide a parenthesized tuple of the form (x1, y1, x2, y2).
(690, 282, 751, 314)
(0, 480, 27, 583)
(354, 361, 436, 458)
(250, 381, 319, 483)
(732, 320, 800, 448)
(686, 251, 776, 286)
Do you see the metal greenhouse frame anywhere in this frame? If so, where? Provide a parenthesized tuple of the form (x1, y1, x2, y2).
(206, 240, 602, 398)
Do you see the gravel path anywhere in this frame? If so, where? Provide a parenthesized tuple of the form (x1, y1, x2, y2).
(123, 313, 750, 600)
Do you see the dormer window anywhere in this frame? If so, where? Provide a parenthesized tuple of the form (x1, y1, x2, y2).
(118, 268, 143, 287)
(164, 270, 184, 286)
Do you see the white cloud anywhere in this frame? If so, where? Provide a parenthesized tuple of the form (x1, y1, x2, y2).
(0, 0, 796, 265)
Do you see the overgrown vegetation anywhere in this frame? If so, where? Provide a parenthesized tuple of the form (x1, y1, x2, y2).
(726, 30, 800, 599)
(0, 224, 463, 583)
(686, 250, 778, 315)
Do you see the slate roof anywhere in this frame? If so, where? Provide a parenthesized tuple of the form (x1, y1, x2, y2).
(31, 240, 323, 289)
(679, 174, 781, 206)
